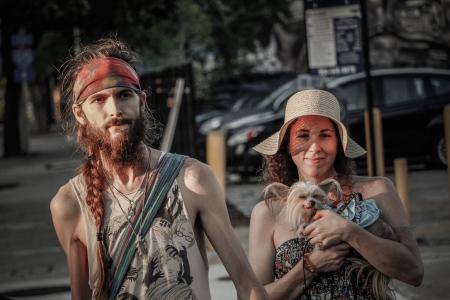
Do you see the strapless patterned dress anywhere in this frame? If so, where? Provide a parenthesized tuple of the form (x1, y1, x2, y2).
(274, 237, 374, 300)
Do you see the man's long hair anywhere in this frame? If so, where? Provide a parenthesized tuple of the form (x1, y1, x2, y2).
(59, 38, 159, 298)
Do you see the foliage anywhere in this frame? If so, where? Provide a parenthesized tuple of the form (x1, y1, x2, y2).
(2, 0, 292, 76)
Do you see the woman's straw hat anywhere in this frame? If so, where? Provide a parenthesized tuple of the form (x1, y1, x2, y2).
(253, 89, 366, 158)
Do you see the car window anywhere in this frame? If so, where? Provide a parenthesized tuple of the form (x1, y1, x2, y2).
(430, 76, 450, 96)
(273, 89, 298, 111)
(231, 91, 270, 112)
(337, 80, 366, 111)
(257, 81, 295, 109)
(382, 76, 426, 105)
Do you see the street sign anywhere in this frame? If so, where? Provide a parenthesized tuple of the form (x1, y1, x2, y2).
(11, 33, 33, 47)
(10, 32, 34, 83)
(305, 0, 363, 77)
(0, 30, 3, 77)
(14, 68, 34, 83)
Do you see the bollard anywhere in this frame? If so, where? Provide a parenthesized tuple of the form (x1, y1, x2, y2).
(394, 158, 410, 222)
(373, 108, 385, 177)
(365, 108, 385, 177)
(206, 129, 226, 251)
(444, 105, 450, 199)
(206, 129, 226, 193)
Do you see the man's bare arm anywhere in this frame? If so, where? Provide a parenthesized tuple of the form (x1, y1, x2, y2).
(179, 159, 268, 300)
(50, 183, 91, 299)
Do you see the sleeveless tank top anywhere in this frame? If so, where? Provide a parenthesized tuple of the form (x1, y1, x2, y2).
(70, 154, 211, 299)
(273, 192, 374, 300)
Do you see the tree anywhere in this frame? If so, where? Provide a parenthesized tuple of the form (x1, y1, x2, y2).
(0, 0, 88, 156)
(1, 0, 292, 156)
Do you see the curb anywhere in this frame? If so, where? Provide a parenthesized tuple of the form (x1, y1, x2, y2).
(0, 278, 70, 297)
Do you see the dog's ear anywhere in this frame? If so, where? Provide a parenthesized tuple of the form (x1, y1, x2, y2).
(319, 178, 343, 202)
(262, 182, 289, 201)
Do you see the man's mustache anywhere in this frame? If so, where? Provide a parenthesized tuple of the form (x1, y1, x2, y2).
(105, 118, 133, 129)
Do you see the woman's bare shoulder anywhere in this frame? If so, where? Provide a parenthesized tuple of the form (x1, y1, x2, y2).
(251, 199, 284, 223)
(350, 175, 395, 197)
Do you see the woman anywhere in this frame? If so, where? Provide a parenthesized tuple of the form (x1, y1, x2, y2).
(248, 89, 423, 299)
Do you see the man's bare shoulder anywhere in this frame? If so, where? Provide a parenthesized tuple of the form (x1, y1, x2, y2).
(50, 180, 85, 253)
(180, 157, 217, 193)
(50, 181, 81, 221)
(177, 157, 225, 216)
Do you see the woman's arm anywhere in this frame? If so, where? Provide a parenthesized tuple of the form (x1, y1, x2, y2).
(249, 201, 349, 300)
(303, 177, 424, 286)
(50, 184, 92, 299)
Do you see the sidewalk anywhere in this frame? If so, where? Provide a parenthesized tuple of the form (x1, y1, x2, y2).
(1, 130, 450, 299)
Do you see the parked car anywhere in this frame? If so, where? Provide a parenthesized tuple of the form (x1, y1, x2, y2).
(196, 72, 295, 130)
(222, 74, 329, 175)
(195, 73, 296, 161)
(229, 68, 450, 177)
(327, 68, 450, 168)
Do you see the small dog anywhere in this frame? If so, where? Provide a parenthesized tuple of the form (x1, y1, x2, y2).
(264, 179, 396, 300)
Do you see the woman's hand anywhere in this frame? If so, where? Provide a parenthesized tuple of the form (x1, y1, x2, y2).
(302, 210, 356, 249)
(308, 242, 351, 273)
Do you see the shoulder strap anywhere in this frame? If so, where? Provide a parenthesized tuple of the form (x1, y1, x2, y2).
(108, 153, 186, 300)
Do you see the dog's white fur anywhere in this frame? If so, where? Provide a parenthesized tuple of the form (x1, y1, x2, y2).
(263, 179, 395, 300)
(286, 181, 331, 232)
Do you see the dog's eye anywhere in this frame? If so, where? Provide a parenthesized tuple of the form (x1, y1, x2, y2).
(313, 193, 326, 201)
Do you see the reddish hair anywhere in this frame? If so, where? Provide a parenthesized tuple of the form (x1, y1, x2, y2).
(80, 152, 107, 298)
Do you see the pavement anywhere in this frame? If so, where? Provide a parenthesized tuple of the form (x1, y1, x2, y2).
(0, 129, 450, 299)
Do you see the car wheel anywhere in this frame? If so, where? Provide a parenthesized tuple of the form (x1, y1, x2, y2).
(432, 133, 447, 168)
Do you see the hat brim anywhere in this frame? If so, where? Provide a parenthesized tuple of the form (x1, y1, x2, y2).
(253, 116, 366, 159)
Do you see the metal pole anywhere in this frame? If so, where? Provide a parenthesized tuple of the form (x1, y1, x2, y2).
(360, 0, 377, 176)
(73, 27, 81, 55)
(364, 111, 373, 176)
(373, 108, 385, 176)
(160, 78, 185, 153)
(444, 105, 450, 199)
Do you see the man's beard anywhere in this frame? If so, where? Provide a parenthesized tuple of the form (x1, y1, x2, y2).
(78, 115, 145, 168)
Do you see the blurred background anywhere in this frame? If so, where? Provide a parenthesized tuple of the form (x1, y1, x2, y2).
(0, 0, 450, 299)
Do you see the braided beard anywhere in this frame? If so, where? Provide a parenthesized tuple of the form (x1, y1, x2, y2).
(77, 115, 145, 168)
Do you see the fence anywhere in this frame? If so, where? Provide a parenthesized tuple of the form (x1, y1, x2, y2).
(140, 63, 198, 158)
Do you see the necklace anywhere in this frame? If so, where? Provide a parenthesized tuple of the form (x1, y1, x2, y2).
(104, 147, 150, 230)
(104, 147, 154, 270)
(106, 147, 151, 217)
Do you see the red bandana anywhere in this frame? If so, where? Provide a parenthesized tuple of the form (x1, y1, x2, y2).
(73, 57, 141, 104)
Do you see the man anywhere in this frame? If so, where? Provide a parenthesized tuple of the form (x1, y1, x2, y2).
(50, 38, 267, 300)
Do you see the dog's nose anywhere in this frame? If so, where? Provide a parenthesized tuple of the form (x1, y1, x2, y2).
(302, 200, 315, 209)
